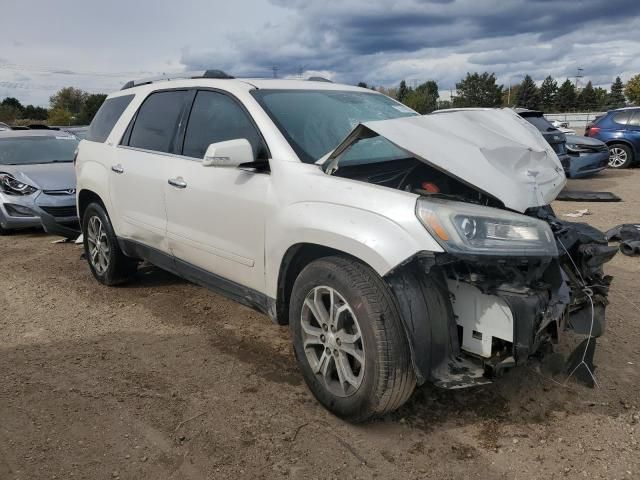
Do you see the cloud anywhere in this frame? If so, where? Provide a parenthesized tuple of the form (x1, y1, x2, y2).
(180, 0, 640, 91)
(1, 0, 639, 106)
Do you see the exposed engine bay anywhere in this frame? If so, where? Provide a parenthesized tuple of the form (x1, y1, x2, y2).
(337, 157, 617, 388)
(334, 158, 504, 208)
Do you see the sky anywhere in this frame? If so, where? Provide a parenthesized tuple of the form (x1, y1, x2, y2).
(1, 0, 639, 107)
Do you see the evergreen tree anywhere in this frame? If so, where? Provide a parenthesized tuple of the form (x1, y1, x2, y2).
(356, 82, 368, 89)
(608, 77, 626, 109)
(453, 72, 503, 108)
(593, 87, 609, 111)
(539, 76, 558, 112)
(515, 75, 540, 109)
(397, 80, 409, 103)
(578, 81, 597, 111)
(555, 79, 577, 111)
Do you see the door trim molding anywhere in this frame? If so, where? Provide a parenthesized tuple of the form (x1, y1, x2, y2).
(118, 238, 276, 321)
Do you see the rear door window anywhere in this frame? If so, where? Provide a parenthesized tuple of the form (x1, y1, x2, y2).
(182, 90, 267, 159)
(127, 90, 191, 153)
(85, 94, 134, 143)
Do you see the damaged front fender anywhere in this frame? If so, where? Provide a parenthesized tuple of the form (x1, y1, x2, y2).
(385, 208, 616, 389)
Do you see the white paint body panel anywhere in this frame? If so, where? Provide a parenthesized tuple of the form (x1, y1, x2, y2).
(109, 147, 170, 253)
(165, 157, 270, 292)
(447, 279, 514, 358)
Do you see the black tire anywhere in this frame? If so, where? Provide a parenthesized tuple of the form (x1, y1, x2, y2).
(608, 143, 633, 169)
(82, 202, 137, 285)
(289, 256, 415, 422)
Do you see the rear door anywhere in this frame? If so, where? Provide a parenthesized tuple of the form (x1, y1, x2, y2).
(110, 89, 192, 252)
(164, 89, 271, 292)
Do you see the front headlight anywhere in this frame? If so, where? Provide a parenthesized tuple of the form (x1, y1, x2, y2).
(566, 144, 589, 154)
(416, 197, 558, 257)
(0, 173, 38, 195)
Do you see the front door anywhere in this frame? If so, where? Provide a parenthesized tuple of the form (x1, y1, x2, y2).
(164, 89, 271, 292)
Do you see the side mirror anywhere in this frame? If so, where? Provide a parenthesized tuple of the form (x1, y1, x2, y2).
(202, 139, 254, 168)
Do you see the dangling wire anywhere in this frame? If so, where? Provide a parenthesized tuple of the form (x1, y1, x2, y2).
(557, 238, 599, 388)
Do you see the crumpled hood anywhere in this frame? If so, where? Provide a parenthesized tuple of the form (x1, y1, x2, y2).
(0, 162, 76, 190)
(324, 108, 566, 213)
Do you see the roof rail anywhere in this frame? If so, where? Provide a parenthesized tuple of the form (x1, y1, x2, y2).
(307, 76, 333, 83)
(121, 69, 234, 90)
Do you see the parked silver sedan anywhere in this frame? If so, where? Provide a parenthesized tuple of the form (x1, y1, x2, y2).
(0, 130, 79, 237)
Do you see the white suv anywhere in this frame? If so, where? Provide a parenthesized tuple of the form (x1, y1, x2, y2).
(76, 71, 615, 422)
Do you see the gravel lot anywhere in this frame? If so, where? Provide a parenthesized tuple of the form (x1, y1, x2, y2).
(1, 169, 639, 480)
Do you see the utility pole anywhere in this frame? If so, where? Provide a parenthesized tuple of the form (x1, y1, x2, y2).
(575, 67, 584, 92)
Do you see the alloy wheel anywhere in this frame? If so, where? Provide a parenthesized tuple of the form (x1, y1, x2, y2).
(300, 286, 365, 397)
(609, 147, 628, 168)
(86, 215, 110, 275)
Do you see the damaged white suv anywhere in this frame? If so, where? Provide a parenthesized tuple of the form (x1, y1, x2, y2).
(76, 71, 616, 422)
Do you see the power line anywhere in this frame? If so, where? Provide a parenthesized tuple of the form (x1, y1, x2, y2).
(0, 80, 118, 92)
(0, 62, 175, 79)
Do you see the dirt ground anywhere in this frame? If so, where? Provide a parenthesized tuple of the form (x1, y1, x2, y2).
(1, 169, 639, 480)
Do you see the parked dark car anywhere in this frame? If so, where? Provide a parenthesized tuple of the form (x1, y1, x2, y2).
(563, 134, 609, 178)
(514, 108, 571, 174)
(586, 107, 640, 168)
(0, 129, 79, 238)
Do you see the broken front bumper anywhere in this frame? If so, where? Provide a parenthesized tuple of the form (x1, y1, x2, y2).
(386, 211, 616, 389)
(0, 189, 79, 238)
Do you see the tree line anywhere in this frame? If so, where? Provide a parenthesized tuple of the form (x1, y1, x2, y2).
(0, 87, 107, 125)
(371, 72, 640, 114)
(2, 72, 639, 125)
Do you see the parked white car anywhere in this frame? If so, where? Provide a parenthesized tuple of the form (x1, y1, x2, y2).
(75, 71, 615, 422)
(549, 119, 577, 135)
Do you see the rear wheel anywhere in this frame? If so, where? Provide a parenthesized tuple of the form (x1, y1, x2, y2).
(289, 256, 415, 422)
(82, 202, 137, 285)
(608, 143, 633, 168)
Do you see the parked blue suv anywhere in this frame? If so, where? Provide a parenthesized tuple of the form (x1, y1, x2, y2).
(586, 107, 640, 169)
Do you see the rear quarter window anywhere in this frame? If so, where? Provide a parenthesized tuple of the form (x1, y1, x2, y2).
(612, 111, 631, 126)
(85, 94, 135, 143)
(627, 111, 640, 127)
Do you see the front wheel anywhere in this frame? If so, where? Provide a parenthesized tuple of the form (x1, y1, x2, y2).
(289, 256, 415, 422)
(608, 143, 633, 168)
(82, 202, 137, 285)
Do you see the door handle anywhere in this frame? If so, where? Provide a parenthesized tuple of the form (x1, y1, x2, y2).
(111, 164, 124, 174)
(168, 177, 187, 189)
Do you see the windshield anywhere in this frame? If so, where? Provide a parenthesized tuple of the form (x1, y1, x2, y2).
(0, 136, 79, 165)
(252, 89, 417, 164)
